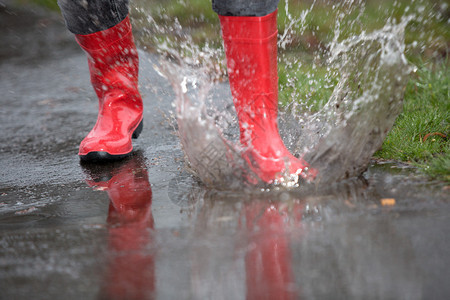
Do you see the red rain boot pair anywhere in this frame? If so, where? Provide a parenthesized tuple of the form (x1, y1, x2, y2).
(219, 10, 316, 184)
(76, 16, 143, 161)
(77, 12, 315, 184)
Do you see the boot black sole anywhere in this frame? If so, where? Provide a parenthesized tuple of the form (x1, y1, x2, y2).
(79, 119, 143, 162)
(132, 119, 143, 139)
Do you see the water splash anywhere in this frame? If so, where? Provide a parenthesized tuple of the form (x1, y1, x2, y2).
(300, 16, 413, 184)
(133, 1, 423, 189)
(161, 64, 255, 188)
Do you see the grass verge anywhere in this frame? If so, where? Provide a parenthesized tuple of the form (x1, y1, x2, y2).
(374, 62, 449, 181)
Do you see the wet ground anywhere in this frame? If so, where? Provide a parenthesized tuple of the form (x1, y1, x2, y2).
(1, 3, 450, 299)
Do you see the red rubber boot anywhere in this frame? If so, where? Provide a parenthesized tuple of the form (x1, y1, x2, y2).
(75, 16, 143, 161)
(219, 10, 316, 184)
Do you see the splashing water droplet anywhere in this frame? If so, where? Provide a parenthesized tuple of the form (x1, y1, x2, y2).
(135, 0, 419, 189)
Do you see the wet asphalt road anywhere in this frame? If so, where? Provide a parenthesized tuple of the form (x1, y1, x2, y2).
(1, 2, 450, 299)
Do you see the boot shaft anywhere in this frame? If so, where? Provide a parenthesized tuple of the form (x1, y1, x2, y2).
(75, 16, 140, 101)
(219, 11, 279, 105)
(219, 11, 280, 146)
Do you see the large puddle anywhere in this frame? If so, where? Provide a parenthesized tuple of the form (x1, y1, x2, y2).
(2, 152, 449, 299)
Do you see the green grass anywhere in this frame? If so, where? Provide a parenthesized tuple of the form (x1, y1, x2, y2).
(278, 60, 337, 112)
(374, 63, 449, 181)
(16, 0, 60, 10)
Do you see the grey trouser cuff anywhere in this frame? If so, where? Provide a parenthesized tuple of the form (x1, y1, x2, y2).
(58, 0, 129, 35)
(212, 0, 279, 16)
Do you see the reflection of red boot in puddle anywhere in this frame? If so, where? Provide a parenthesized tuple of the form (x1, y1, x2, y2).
(219, 10, 317, 184)
(245, 201, 303, 300)
(84, 156, 154, 300)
